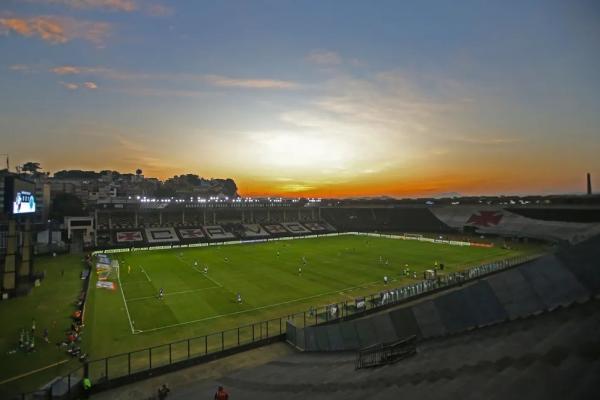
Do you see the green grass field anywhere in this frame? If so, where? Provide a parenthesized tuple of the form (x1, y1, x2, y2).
(0, 254, 87, 397)
(1, 234, 538, 396)
(87, 235, 532, 356)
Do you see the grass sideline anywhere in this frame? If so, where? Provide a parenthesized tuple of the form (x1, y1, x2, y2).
(0, 254, 87, 397)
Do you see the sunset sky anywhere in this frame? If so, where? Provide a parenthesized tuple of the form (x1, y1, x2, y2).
(1, 0, 599, 197)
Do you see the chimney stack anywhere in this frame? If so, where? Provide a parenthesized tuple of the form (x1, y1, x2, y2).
(587, 172, 592, 195)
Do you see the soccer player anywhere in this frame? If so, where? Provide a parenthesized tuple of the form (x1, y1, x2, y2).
(236, 292, 242, 304)
(128, 265, 131, 274)
(194, 261, 198, 267)
(384, 275, 388, 284)
(224, 257, 229, 263)
(159, 288, 164, 300)
(298, 267, 302, 276)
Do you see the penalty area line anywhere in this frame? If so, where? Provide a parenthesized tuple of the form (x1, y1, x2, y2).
(192, 265, 223, 287)
(140, 267, 151, 282)
(134, 280, 382, 334)
(177, 255, 224, 288)
(125, 286, 221, 302)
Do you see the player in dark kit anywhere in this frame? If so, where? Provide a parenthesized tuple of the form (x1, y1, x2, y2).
(159, 288, 164, 300)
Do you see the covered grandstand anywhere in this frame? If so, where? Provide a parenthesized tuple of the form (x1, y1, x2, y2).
(88, 202, 600, 249)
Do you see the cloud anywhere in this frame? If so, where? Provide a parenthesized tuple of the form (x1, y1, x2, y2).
(39, 0, 137, 11)
(28, 0, 173, 16)
(59, 81, 79, 90)
(0, 15, 110, 45)
(58, 80, 98, 90)
(144, 3, 173, 17)
(47, 66, 300, 90)
(107, 87, 205, 98)
(9, 64, 31, 72)
(307, 50, 342, 65)
(204, 75, 299, 90)
(50, 65, 107, 75)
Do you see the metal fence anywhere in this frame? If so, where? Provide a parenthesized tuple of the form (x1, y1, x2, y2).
(14, 252, 542, 399)
(355, 335, 417, 369)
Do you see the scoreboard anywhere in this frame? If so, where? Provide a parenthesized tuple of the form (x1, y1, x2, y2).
(3, 176, 36, 216)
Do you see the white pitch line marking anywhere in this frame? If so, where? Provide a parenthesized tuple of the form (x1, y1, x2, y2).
(134, 280, 382, 334)
(126, 286, 221, 302)
(140, 266, 151, 282)
(117, 264, 136, 334)
(192, 265, 223, 288)
(177, 255, 224, 288)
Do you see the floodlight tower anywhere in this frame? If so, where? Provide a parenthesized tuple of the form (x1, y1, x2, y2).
(587, 173, 592, 195)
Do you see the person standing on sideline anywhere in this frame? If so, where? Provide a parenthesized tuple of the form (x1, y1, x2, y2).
(214, 386, 229, 400)
(157, 383, 170, 399)
(31, 319, 36, 335)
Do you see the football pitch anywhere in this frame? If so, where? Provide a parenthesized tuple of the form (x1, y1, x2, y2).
(86, 234, 531, 358)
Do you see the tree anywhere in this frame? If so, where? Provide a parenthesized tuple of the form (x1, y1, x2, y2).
(136, 169, 142, 176)
(50, 193, 86, 221)
(22, 162, 41, 175)
(221, 179, 238, 197)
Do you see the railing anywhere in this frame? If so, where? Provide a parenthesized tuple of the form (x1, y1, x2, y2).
(12, 251, 542, 400)
(355, 336, 417, 369)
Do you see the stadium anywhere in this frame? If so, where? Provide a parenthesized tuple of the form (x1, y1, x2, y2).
(1, 1, 600, 399)
(1, 189, 600, 399)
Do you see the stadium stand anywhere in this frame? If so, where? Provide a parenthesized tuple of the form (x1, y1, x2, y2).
(96, 213, 110, 231)
(214, 209, 243, 223)
(430, 206, 600, 243)
(298, 209, 316, 222)
(145, 227, 180, 243)
(114, 230, 145, 245)
(507, 207, 600, 223)
(109, 213, 135, 230)
(177, 227, 206, 241)
(162, 211, 183, 227)
(302, 221, 332, 232)
(97, 297, 599, 400)
(183, 210, 204, 226)
(281, 222, 311, 235)
(240, 224, 270, 238)
(203, 225, 236, 240)
(263, 223, 289, 236)
(269, 210, 284, 223)
(138, 212, 160, 228)
(253, 210, 269, 223)
(321, 207, 453, 233)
